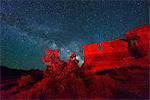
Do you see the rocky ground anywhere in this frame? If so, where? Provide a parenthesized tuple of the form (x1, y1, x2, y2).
(0, 65, 149, 99)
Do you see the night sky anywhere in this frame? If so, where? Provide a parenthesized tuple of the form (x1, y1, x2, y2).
(1, 0, 149, 70)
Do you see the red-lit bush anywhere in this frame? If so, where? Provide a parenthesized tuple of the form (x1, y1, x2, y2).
(18, 75, 33, 87)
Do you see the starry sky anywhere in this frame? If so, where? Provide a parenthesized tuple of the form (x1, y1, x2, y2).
(1, 0, 149, 70)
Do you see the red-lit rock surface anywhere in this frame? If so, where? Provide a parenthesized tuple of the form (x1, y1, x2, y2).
(0, 25, 149, 99)
(83, 25, 150, 72)
(125, 25, 150, 57)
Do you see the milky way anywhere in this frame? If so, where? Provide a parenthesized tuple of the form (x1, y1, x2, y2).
(1, 0, 149, 70)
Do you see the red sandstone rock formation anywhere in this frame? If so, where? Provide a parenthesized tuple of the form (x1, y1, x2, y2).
(83, 25, 150, 73)
(0, 25, 149, 99)
(125, 25, 150, 57)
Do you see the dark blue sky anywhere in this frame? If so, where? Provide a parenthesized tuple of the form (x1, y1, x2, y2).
(1, 0, 149, 70)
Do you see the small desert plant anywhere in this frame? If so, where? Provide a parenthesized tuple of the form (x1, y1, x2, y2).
(18, 75, 33, 87)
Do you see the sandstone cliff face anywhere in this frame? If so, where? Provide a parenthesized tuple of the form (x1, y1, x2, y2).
(125, 25, 150, 57)
(83, 25, 150, 72)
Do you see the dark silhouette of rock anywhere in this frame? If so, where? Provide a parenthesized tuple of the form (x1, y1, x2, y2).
(0, 66, 32, 80)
